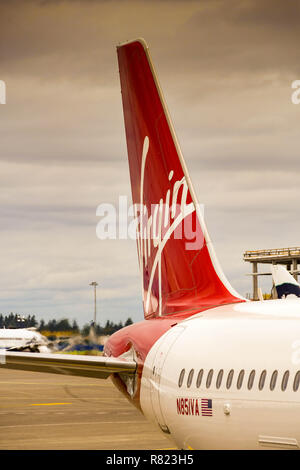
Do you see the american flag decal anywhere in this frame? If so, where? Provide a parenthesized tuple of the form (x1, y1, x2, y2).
(201, 399, 213, 416)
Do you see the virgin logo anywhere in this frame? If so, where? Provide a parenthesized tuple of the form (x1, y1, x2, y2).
(135, 136, 202, 316)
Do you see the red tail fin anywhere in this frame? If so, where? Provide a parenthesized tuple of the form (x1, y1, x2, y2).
(117, 38, 244, 319)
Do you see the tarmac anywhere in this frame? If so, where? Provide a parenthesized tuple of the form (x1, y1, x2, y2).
(0, 368, 174, 450)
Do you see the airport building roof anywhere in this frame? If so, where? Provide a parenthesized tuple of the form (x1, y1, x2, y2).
(243, 247, 300, 264)
(243, 247, 300, 300)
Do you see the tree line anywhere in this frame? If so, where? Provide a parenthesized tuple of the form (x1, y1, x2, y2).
(0, 313, 133, 336)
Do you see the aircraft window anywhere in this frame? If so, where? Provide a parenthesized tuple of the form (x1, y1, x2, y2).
(281, 370, 290, 391)
(196, 369, 204, 388)
(270, 370, 278, 391)
(206, 369, 214, 388)
(216, 369, 223, 389)
(237, 370, 245, 389)
(226, 369, 234, 389)
(293, 371, 300, 392)
(187, 369, 194, 388)
(259, 370, 267, 390)
(247, 370, 255, 390)
(178, 369, 185, 388)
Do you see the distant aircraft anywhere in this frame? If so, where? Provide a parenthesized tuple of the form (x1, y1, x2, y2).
(3, 39, 300, 450)
(0, 327, 49, 352)
(271, 264, 300, 299)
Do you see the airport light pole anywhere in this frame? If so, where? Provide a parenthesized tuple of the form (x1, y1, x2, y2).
(89, 281, 98, 326)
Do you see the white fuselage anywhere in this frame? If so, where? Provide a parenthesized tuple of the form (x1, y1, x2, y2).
(0, 328, 49, 352)
(140, 298, 300, 449)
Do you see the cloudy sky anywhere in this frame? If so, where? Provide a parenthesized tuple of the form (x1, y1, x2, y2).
(0, 0, 300, 327)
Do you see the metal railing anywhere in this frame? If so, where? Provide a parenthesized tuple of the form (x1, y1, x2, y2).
(244, 247, 300, 260)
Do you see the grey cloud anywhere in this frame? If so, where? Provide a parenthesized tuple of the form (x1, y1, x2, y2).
(230, 0, 300, 27)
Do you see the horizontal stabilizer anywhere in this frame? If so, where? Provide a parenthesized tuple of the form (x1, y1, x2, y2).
(1, 351, 136, 379)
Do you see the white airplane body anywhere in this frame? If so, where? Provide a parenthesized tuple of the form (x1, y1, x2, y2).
(2, 38, 299, 450)
(0, 328, 49, 352)
(141, 298, 300, 449)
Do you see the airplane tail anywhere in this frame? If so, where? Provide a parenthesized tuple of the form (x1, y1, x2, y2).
(271, 264, 300, 299)
(117, 38, 244, 319)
